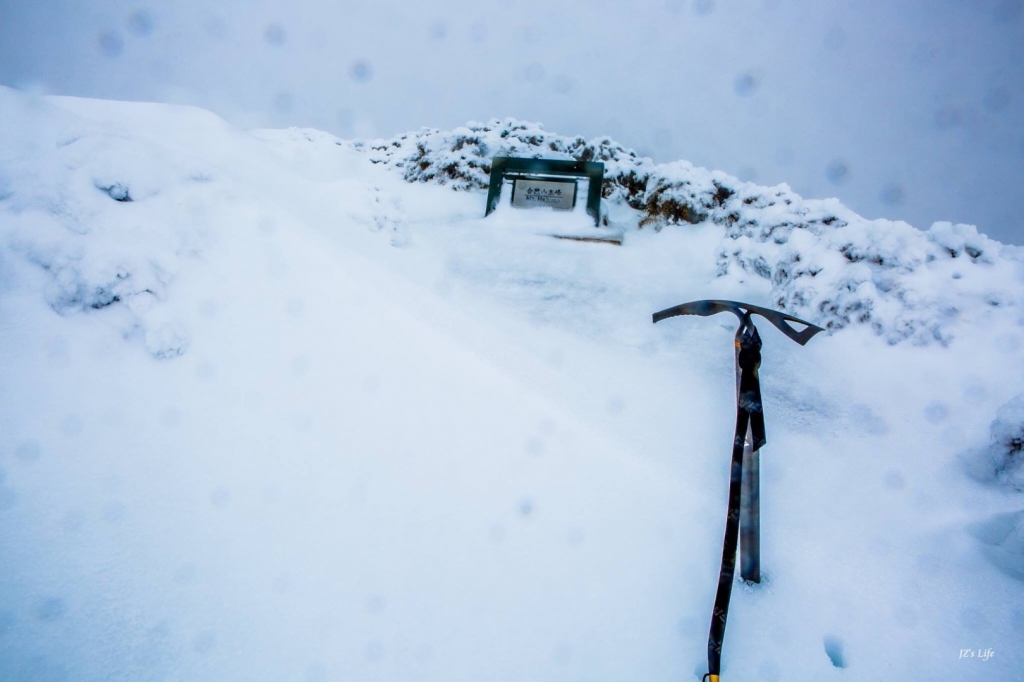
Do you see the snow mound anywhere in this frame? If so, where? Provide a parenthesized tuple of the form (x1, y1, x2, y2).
(0, 89, 217, 357)
(970, 509, 1024, 582)
(366, 118, 1024, 346)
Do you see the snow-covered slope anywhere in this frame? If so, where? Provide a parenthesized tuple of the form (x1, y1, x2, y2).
(1, 86, 1023, 681)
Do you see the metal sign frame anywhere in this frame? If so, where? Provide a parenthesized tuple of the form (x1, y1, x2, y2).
(485, 156, 605, 226)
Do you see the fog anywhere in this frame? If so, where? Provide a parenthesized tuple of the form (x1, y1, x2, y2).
(1, 0, 1022, 243)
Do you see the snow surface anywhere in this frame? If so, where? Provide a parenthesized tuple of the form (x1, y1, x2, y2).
(1, 86, 1023, 681)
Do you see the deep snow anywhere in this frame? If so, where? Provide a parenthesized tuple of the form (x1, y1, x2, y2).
(1, 86, 1023, 681)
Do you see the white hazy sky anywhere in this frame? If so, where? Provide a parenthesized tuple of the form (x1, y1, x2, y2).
(2, 0, 1022, 243)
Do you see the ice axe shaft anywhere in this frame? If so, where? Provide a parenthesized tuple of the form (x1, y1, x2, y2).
(740, 426, 760, 583)
(653, 300, 822, 682)
(734, 341, 759, 583)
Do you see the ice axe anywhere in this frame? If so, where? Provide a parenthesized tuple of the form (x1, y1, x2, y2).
(652, 300, 823, 682)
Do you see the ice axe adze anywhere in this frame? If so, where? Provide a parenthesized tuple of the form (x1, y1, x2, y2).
(652, 300, 823, 682)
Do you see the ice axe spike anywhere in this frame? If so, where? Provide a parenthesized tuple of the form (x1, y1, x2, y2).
(653, 300, 822, 682)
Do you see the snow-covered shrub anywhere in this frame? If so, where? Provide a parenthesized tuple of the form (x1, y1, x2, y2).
(964, 395, 1024, 490)
(0, 90, 204, 358)
(365, 118, 735, 226)
(5, 207, 193, 357)
(721, 215, 1018, 345)
(367, 118, 1024, 346)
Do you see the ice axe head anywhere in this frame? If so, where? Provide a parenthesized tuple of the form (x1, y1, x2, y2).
(652, 299, 824, 345)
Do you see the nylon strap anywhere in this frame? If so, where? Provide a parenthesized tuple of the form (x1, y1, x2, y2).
(707, 318, 763, 678)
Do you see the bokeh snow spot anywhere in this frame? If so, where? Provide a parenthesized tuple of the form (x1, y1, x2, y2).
(60, 415, 83, 437)
(825, 159, 850, 185)
(97, 31, 124, 58)
(882, 469, 905, 490)
(193, 631, 216, 655)
(273, 92, 293, 113)
(879, 182, 904, 206)
(15, 441, 42, 462)
(304, 662, 326, 681)
(173, 564, 196, 586)
(734, 72, 759, 97)
(126, 10, 155, 37)
(350, 60, 372, 84)
(992, 0, 1023, 24)
(35, 597, 67, 623)
(693, 0, 714, 15)
(0, 486, 17, 511)
(210, 486, 231, 509)
(264, 23, 286, 46)
(518, 496, 535, 517)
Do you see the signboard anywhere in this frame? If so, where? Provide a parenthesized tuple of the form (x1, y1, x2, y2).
(485, 157, 605, 226)
(511, 178, 577, 211)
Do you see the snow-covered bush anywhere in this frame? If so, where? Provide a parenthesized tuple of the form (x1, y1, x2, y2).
(965, 394, 1024, 490)
(365, 117, 735, 225)
(0, 90, 207, 358)
(722, 215, 1018, 345)
(367, 118, 1024, 346)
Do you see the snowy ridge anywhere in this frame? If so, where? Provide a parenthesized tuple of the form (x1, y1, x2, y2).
(367, 118, 1024, 345)
(4, 103, 1019, 356)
